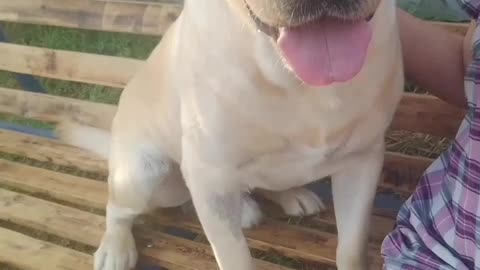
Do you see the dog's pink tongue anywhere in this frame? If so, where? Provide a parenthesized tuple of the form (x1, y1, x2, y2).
(278, 19, 372, 86)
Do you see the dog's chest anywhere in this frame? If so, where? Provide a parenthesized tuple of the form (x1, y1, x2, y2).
(238, 132, 351, 191)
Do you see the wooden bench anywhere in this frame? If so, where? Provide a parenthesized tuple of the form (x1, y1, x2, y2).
(0, 0, 469, 269)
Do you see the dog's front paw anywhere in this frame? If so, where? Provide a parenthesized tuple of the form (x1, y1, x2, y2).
(94, 228, 138, 270)
(241, 195, 263, 229)
(278, 188, 326, 216)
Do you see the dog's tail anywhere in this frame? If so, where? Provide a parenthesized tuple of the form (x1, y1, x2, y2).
(56, 121, 111, 159)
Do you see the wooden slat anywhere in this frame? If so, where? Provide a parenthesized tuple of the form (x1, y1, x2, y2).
(0, 43, 142, 88)
(430, 21, 469, 35)
(0, 88, 464, 143)
(0, 0, 182, 36)
(382, 152, 432, 194)
(0, 44, 465, 139)
(0, 188, 104, 246)
(391, 93, 465, 138)
(0, 147, 398, 250)
(0, 227, 92, 270)
(0, 159, 107, 209)
(153, 211, 385, 268)
(0, 188, 289, 270)
(0, 87, 116, 129)
(0, 128, 431, 195)
(0, 64, 465, 141)
(0, 129, 107, 174)
(0, 158, 383, 268)
(3, 88, 451, 142)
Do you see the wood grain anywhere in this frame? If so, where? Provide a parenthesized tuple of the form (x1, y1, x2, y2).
(0, 128, 430, 195)
(391, 93, 465, 138)
(0, 0, 182, 36)
(0, 44, 465, 137)
(0, 129, 107, 173)
(382, 152, 433, 194)
(0, 226, 92, 270)
(0, 87, 116, 129)
(0, 159, 107, 209)
(0, 157, 384, 268)
(0, 43, 142, 88)
(0, 188, 290, 270)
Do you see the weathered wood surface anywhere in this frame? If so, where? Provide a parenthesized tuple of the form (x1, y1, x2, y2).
(0, 129, 107, 173)
(0, 0, 182, 36)
(0, 87, 465, 148)
(0, 157, 385, 268)
(0, 87, 116, 129)
(0, 126, 407, 253)
(382, 152, 433, 194)
(0, 43, 142, 88)
(0, 128, 431, 196)
(391, 93, 465, 138)
(0, 227, 92, 270)
(0, 189, 291, 270)
(0, 89, 453, 185)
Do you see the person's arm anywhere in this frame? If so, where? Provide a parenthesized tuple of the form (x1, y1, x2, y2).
(397, 8, 473, 108)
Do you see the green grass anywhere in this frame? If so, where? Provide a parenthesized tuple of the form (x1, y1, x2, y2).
(0, 22, 160, 107)
(0, 22, 161, 129)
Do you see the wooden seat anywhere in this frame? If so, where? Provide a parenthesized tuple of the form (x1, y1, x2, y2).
(0, 0, 470, 269)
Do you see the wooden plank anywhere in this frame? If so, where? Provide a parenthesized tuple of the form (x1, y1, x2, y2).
(0, 188, 289, 270)
(0, 87, 116, 129)
(0, 227, 92, 270)
(0, 159, 107, 209)
(2, 88, 451, 143)
(0, 0, 182, 36)
(0, 188, 103, 246)
(383, 152, 432, 194)
(391, 93, 465, 138)
(0, 156, 393, 259)
(0, 43, 142, 88)
(0, 158, 383, 268)
(0, 129, 107, 174)
(0, 128, 430, 195)
(0, 44, 465, 139)
(312, 209, 395, 247)
(430, 21, 469, 35)
(153, 211, 384, 268)
(0, 44, 465, 137)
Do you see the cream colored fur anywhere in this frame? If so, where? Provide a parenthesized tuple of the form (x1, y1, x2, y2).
(57, 0, 403, 269)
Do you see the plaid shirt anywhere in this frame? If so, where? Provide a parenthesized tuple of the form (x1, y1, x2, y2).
(381, 1, 480, 269)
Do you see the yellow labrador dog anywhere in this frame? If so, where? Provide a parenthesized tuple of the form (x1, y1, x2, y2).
(58, 0, 403, 269)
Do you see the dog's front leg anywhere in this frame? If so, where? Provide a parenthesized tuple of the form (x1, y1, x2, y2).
(182, 148, 255, 270)
(331, 143, 384, 270)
